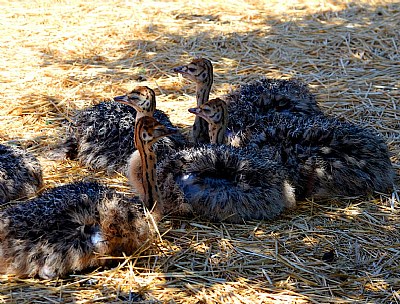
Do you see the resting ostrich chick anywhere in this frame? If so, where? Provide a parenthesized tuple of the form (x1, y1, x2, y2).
(244, 113, 396, 199)
(0, 116, 176, 279)
(54, 86, 185, 174)
(191, 98, 395, 199)
(154, 100, 296, 223)
(0, 144, 43, 205)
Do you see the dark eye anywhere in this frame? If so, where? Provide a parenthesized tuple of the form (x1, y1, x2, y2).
(203, 107, 211, 113)
(141, 131, 151, 141)
(188, 67, 196, 72)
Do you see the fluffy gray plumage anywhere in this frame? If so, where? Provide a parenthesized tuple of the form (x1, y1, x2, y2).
(157, 144, 296, 223)
(237, 113, 395, 198)
(55, 101, 186, 173)
(0, 144, 43, 204)
(0, 181, 152, 279)
(224, 78, 323, 132)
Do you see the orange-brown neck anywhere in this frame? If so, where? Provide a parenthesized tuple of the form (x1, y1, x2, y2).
(209, 108, 227, 145)
(194, 61, 213, 143)
(135, 109, 154, 120)
(195, 60, 213, 106)
(188, 98, 228, 145)
(195, 80, 212, 106)
(207, 100, 228, 144)
(134, 125, 159, 211)
(134, 110, 153, 147)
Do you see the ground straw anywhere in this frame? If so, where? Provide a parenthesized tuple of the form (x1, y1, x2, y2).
(0, 0, 399, 302)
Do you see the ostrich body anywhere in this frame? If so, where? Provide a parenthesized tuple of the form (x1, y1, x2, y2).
(0, 116, 176, 279)
(57, 86, 185, 174)
(153, 100, 296, 223)
(157, 144, 296, 223)
(224, 77, 323, 132)
(242, 113, 395, 199)
(0, 182, 150, 279)
(193, 98, 394, 198)
(0, 144, 43, 204)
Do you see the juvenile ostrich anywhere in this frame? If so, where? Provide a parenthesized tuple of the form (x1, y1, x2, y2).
(0, 116, 176, 279)
(0, 144, 43, 205)
(153, 99, 296, 223)
(190, 98, 395, 199)
(53, 86, 185, 174)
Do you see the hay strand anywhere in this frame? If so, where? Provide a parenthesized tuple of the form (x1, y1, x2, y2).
(0, 0, 399, 302)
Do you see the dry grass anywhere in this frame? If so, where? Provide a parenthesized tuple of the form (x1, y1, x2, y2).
(0, 0, 399, 302)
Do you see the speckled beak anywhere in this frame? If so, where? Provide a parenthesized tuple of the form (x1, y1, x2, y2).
(188, 107, 205, 119)
(173, 65, 188, 74)
(173, 65, 197, 82)
(113, 95, 135, 108)
(113, 95, 129, 103)
(173, 65, 195, 81)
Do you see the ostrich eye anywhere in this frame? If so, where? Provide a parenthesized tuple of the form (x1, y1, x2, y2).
(188, 67, 197, 72)
(141, 131, 152, 141)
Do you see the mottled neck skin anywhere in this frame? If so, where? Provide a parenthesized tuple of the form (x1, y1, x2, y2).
(132, 116, 176, 216)
(114, 87, 161, 210)
(135, 109, 153, 121)
(194, 61, 213, 144)
(134, 110, 153, 147)
(208, 102, 227, 145)
(134, 120, 159, 212)
(174, 58, 213, 144)
(133, 96, 155, 122)
(195, 72, 213, 106)
(188, 98, 227, 145)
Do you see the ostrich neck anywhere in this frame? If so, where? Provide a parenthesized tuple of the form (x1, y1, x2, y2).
(134, 110, 154, 146)
(195, 79, 212, 106)
(135, 111, 147, 121)
(209, 110, 228, 144)
(193, 69, 213, 144)
(209, 123, 227, 144)
(135, 109, 154, 122)
(135, 139, 159, 211)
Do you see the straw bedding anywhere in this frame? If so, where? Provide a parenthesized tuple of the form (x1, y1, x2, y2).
(0, 0, 399, 302)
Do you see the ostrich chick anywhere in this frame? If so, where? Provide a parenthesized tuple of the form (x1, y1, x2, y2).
(0, 117, 176, 279)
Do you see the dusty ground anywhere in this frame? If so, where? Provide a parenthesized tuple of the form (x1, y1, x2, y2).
(0, 0, 399, 303)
